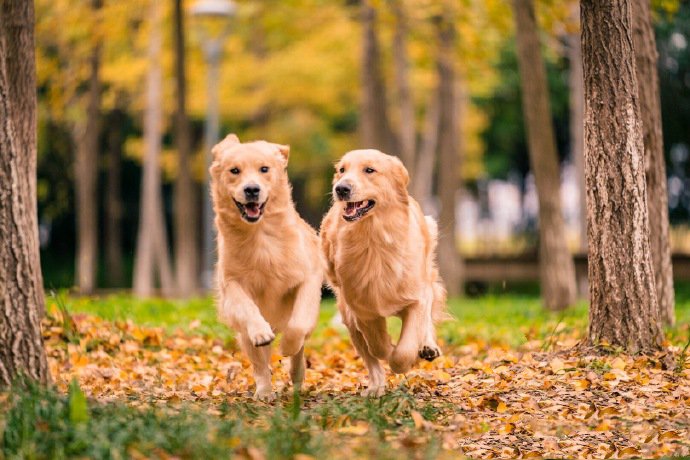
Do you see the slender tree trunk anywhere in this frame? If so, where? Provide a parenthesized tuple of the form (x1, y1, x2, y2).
(411, 86, 441, 211)
(360, 0, 396, 154)
(632, 0, 675, 326)
(133, 1, 174, 297)
(173, 0, 198, 297)
(104, 104, 124, 287)
(513, 0, 577, 310)
(567, 9, 586, 255)
(73, 0, 102, 294)
(436, 14, 463, 297)
(391, 0, 415, 169)
(0, 0, 50, 385)
(582, 0, 664, 352)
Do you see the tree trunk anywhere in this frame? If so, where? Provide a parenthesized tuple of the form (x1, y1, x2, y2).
(391, 0, 415, 169)
(360, 0, 396, 154)
(582, 0, 664, 352)
(73, 0, 102, 294)
(436, 14, 463, 297)
(513, 0, 577, 310)
(133, 1, 174, 297)
(567, 7, 587, 255)
(104, 103, 124, 287)
(173, 0, 198, 297)
(632, 0, 675, 326)
(411, 85, 441, 212)
(0, 0, 50, 385)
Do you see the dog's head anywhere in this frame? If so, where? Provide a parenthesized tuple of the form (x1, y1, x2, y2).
(332, 149, 409, 222)
(210, 134, 290, 224)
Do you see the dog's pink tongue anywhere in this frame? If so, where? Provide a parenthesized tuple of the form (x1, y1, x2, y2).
(245, 203, 260, 218)
(344, 202, 357, 217)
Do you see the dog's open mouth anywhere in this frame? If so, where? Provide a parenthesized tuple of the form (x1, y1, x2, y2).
(234, 199, 267, 223)
(342, 200, 375, 222)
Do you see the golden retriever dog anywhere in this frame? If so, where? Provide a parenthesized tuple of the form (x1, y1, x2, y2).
(320, 149, 447, 396)
(210, 134, 322, 400)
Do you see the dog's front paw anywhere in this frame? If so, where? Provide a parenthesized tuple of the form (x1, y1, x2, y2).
(247, 322, 275, 347)
(253, 388, 276, 402)
(361, 384, 386, 398)
(418, 344, 441, 362)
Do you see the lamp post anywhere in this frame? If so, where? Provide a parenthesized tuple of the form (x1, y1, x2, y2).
(191, 0, 236, 290)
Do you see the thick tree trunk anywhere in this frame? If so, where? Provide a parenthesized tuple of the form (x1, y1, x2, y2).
(391, 0, 415, 169)
(133, 2, 174, 297)
(173, 0, 199, 297)
(582, 0, 664, 352)
(436, 14, 463, 297)
(632, 0, 675, 326)
(360, 0, 396, 154)
(104, 104, 124, 287)
(0, 0, 50, 385)
(73, 0, 102, 294)
(513, 0, 577, 310)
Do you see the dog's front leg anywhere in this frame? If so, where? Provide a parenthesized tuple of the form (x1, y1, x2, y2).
(390, 288, 440, 374)
(238, 332, 274, 401)
(280, 273, 322, 358)
(355, 317, 393, 361)
(219, 280, 275, 347)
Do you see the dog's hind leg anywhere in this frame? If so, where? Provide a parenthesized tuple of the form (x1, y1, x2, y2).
(288, 345, 305, 391)
(339, 302, 386, 397)
(239, 332, 274, 401)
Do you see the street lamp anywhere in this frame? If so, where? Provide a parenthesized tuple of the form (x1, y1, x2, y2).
(191, 0, 236, 290)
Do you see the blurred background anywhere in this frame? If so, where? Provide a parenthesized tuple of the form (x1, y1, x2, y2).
(34, 0, 690, 297)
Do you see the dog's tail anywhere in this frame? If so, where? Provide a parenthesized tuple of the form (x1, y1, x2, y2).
(424, 215, 451, 323)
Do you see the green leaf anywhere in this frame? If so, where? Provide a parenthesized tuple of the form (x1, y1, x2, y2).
(68, 378, 89, 425)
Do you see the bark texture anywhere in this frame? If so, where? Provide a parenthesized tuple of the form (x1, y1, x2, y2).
(73, 0, 102, 294)
(133, 2, 174, 297)
(0, 0, 50, 385)
(391, 0, 415, 169)
(411, 86, 440, 211)
(632, 0, 675, 326)
(513, 0, 577, 310)
(436, 14, 463, 297)
(360, 0, 396, 154)
(104, 104, 124, 287)
(173, 0, 199, 297)
(582, 0, 664, 352)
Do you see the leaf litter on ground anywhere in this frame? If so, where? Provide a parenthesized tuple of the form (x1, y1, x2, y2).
(10, 301, 690, 459)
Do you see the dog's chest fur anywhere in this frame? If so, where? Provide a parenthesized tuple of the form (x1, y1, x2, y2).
(335, 214, 415, 318)
(221, 216, 310, 312)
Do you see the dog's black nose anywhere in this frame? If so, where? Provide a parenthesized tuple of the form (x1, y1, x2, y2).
(335, 183, 351, 200)
(244, 184, 261, 200)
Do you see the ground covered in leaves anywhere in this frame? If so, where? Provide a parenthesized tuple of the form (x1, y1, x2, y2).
(2, 293, 690, 459)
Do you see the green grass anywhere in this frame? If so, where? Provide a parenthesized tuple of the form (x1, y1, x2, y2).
(1, 382, 443, 460)
(58, 287, 690, 348)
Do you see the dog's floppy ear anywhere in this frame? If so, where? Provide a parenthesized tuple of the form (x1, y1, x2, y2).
(275, 144, 290, 163)
(390, 155, 410, 202)
(210, 134, 240, 176)
(211, 134, 240, 161)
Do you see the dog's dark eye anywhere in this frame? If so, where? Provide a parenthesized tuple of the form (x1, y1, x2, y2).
(260, 166, 269, 173)
(364, 167, 376, 174)
(229, 167, 240, 175)
(339, 167, 345, 173)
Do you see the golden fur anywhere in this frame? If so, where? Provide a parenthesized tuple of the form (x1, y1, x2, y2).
(320, 149, 447, 396)
(210, 134, 323, 400)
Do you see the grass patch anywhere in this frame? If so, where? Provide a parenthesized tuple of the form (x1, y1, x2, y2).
(1, 383, 443, 460)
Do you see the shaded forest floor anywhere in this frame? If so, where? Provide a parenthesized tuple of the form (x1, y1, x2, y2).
(2, 293, 690, 459)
